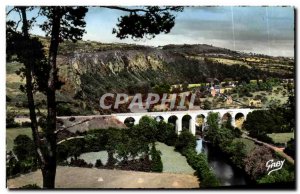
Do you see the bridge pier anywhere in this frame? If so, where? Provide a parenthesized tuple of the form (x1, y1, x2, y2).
(189, 118, 196, 135)
(231, 117, 236, 128)
(176, 118, 182, 134)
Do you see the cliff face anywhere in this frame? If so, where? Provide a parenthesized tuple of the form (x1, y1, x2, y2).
(54, 42, 293, 112)
(58, 47, 186, 98)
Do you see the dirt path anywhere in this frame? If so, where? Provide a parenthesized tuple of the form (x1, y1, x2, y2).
(7, 166, 199, 189)
(242, 134, 294, 164)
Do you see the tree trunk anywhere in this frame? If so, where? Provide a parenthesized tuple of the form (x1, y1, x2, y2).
(20, 5, 47, 181)
(42, 7, 62, 188)
(42, 161, 57, 188)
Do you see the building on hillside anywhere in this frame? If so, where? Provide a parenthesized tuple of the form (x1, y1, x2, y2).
(226, 96, 233, 105)
(248, 99, 262, 108)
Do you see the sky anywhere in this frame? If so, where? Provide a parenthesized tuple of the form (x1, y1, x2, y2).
(7, 6, 295, 57)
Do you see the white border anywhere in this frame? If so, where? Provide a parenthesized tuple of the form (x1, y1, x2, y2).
(1, 1, 298, 194)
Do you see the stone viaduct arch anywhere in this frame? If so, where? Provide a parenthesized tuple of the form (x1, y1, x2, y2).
(112, 108, 254, 136)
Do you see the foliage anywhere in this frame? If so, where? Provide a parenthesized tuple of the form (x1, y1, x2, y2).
(7, 135, 38, 177)
(112, 6, 184, 39)
(155, 121, 178, 146)
(202, 100, 212, 110)
(184, 149, 219, 188)
(243, 109, 291, 143)
(203, 112, 219, 145)
(56, 103, 78, 116)
(150, 144, 163, 172)
(152, 83, 171, 95)
(68, 158, 93, 168)
(136, 116, 159, 144)
(215, 127, 235, 149)
(258, 168, 295, 184)
(284, 138, 295, 159)
(225, 139, 247, 169)
(6, 157, 21, 177)
(84, 129, 109, 152)
(175, 131, 196, 154)
(6, 112, 20, 128)
(95, 159, 103, 168)
(13, 135, 36, 161)
(127, 81, 150, 95)
(244, 146, 273, 179)
(204, 113, 248, 170)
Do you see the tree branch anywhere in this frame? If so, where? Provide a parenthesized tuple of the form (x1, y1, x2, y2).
(57, 136, 84, 145)
(6, 7, 16, 16)
(100, 6, 148, 13)
(30, 8, 42, 22)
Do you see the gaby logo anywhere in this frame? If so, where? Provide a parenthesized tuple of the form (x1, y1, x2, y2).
(266, 159, 285, 175)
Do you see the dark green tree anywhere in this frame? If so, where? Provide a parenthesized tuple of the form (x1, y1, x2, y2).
(204, 112, 219, 144)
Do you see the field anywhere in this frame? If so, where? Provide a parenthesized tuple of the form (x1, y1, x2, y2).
(267, 132, 294, 144)
(73, 142, 194, 175)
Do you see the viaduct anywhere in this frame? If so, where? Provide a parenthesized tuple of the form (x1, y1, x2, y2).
(112, 108, 254, 135)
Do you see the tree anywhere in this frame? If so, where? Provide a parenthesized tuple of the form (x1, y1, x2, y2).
(135, 116, 158, 144)
(284, 138, 295, 159)
(7, 6, 49, 186)
(13, 135, 36, 161)
(156, 121, 177, 146)
(203, 100, 212, 110)
(175, 131, 196, 154)
(204, 112, 219, 144)
(150, 143, 163, 172)
(226, 139, 247, 169)
(244, 146, 273, 179)
(7, 6, 183, 188)
(258, 168, 295, 184)
(38, 7, 88, 188)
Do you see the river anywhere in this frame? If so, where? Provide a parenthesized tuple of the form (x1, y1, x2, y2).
(196, 139, 252, 187)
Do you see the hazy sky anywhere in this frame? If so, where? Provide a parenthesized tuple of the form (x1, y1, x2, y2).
(7, 6, 294, 57)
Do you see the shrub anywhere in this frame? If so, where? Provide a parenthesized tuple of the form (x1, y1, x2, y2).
(56, 143, 69, 162)
(6, 112, 20, 128)
(6, 157, 21, 177)
(246, 93, 253, 97)
(21, 121, 31, 127)
(13, 135, 36, 161)
(56, 104, 77, 116)
(258, 169, 294, 184)
(95, 159, 104, 168)
(150, 144, 163, 172)
(250, 132, 274, 144)
(19, 184, 41, 189)
(69, 158, 93, 168)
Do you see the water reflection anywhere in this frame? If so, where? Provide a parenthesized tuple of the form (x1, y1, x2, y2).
(196, 139, 249, 186)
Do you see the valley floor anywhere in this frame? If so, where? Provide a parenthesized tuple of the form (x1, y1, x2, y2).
(7, 166, 199, 189)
